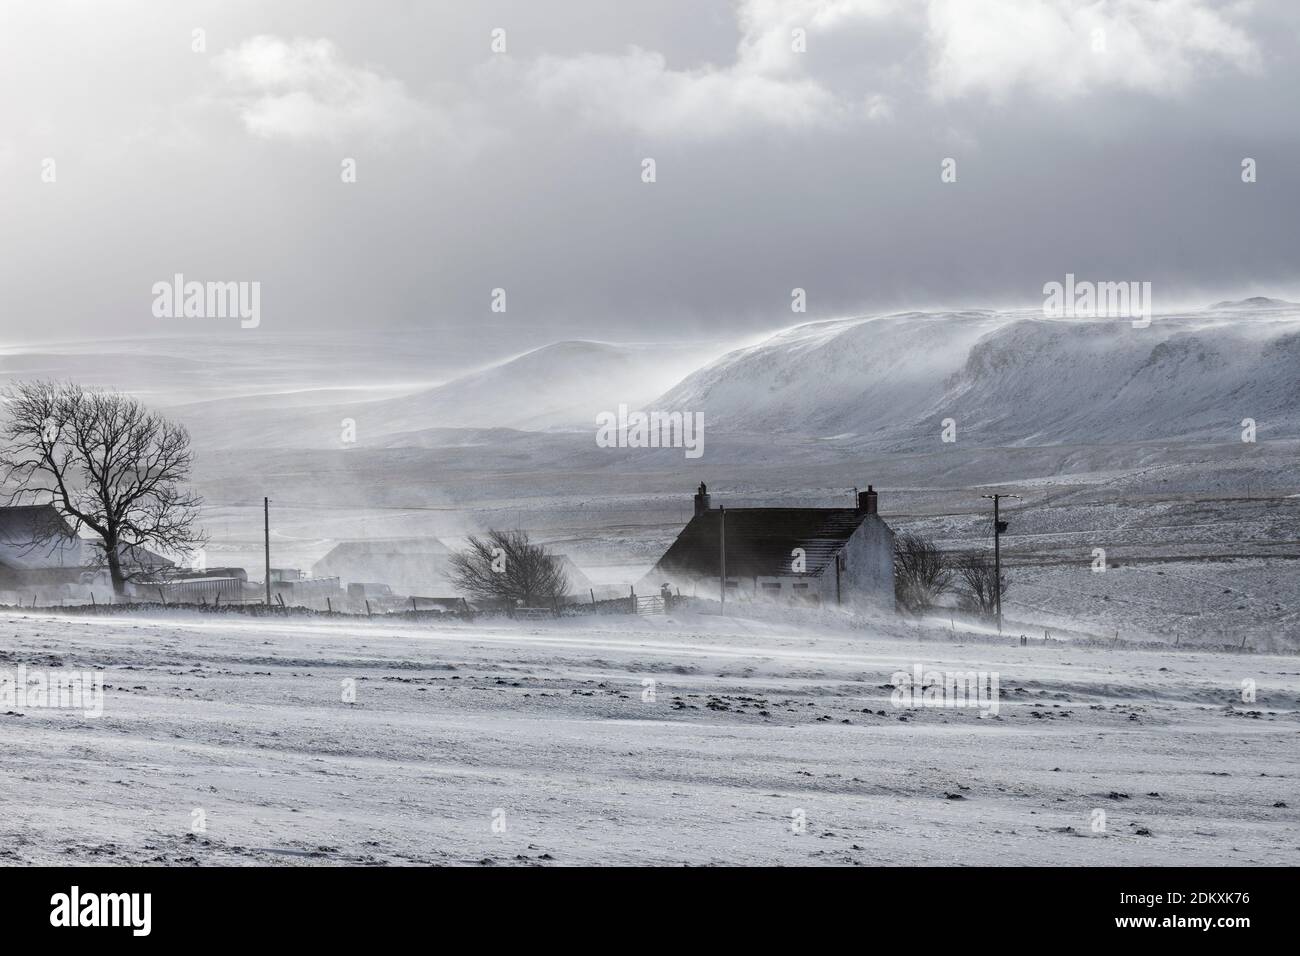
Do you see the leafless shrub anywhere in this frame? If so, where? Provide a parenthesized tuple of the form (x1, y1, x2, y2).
(893, 532, 953, 614)
(955, 551, 1008, 618)
(448, 529, 569, 607)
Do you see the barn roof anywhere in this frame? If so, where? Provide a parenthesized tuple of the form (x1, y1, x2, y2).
(0, 504, 174, 572)
(650, 508, 869, 581)
(0, 505, 79, 570)
(315, 537, 450, 562)
(550, 555, 594, 593)
(311, 537, 452, 591)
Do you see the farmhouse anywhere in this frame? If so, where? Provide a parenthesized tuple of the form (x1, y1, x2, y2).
(0, 504, 173, 601)
(642, 484, 894, 610)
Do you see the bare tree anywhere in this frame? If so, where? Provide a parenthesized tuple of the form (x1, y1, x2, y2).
(448, 529, 569, 607)
(955, 550, 1008, 618)
(0, 381, 205, 596)
(893, 532, 953, 614)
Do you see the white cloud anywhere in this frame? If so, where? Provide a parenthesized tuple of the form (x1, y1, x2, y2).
(926, 0, 1260, 101)
(528, 46, 843, 137)
(527, 0, 901, 137)
(213, 35, 494, 154)
(863, 92, 895, 121)
(525, 0, 1262, 136)
(734, 0, 908, 77)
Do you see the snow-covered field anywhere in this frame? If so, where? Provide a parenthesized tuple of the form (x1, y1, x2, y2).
(2, 608, 1295, 866)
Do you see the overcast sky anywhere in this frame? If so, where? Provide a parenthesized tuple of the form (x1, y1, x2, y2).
(2, 0, 1298, 347)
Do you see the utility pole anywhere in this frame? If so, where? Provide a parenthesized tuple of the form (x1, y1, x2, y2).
(264, 496, 271, 607)
(719, 506, 726, 616)
(980, 493, 1021, 634)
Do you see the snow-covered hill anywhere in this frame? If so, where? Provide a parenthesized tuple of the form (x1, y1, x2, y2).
(657, 304, 1300, 447)
(363, 340, 704, 432)
(158, 339, 708, 448)
(655, 310, 1002, 441)
(7, 302, 1297, 450)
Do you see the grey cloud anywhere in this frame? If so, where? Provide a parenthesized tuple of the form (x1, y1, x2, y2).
(0, 0, 1296, 353)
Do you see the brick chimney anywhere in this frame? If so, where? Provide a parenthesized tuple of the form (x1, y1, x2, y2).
(857, 485, 878, 516)
(694, 482, 711, 516)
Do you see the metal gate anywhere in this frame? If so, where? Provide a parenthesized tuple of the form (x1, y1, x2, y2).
(635, 595, 665, 615)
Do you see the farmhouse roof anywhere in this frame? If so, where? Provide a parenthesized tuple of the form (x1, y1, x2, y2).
(652, 507, 869, 580)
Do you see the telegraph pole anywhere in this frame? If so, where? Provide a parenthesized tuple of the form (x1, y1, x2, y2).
(981, 493, 1021, 634)
(264, 497, 272, 607)
(718, 506, 726, 616)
